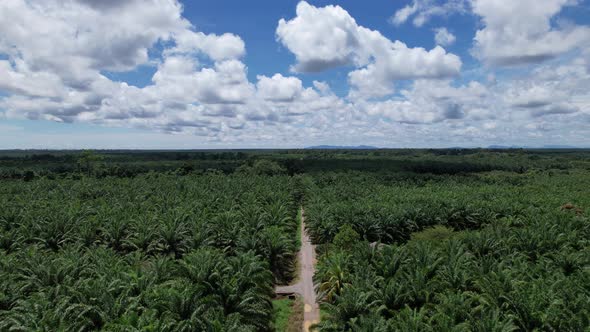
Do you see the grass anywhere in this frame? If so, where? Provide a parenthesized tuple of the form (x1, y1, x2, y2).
(290, 257, 301, 285)
(288, 207, 303, 285)
(273, 298, 293, 331)
(273, 297, 304, 332)
(411, 225, 459, 243)
(295, 207, 303, 250)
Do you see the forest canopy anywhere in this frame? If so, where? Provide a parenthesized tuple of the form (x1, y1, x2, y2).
(1, 148, 589, 331)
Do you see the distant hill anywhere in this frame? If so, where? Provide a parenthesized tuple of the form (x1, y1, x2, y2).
(305, 145, 379, 150)
(487, 145, 526, 149)
(487, 145, 581, 149)
(541, 145, 579, 149)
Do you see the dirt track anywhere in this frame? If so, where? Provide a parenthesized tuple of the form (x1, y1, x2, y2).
(275, 208, 319, 331)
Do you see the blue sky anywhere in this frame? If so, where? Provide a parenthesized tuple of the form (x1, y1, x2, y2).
(0, 0, 589, 148)
(182, 1, 482, 94)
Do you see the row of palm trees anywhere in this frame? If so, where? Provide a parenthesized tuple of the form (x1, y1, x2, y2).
(0, 173, 300, 330)
(1, 246, 278, 331)
(308, 170, 590, 330)
(313, 216, 590, 331)
(307, 169, 590, 244)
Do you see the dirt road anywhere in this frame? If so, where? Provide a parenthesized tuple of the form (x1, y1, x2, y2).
(276, 208, 319, 331)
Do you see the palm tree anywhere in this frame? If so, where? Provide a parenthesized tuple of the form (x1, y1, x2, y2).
(435, 240, 473, 290)
(0, 228, 23, 254)
(154, 213, 190, 259)
(100, 218, 130, 252)
(33, 215, 76, 251)
(315, 251, 351, 302)
(389, 307, 432, 332)
(125, 217, 157, 254)
(218, 252, 274, 331)
(320, 287, 381, 330)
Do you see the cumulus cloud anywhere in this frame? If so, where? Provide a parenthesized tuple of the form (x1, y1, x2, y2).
(391, 0, 468, 27)
(151, 57, 255, 105)
(276, 2, 367, 72)
(350, 52, 589, 133)
(472, 0, 590, 66)
(277, 1, 461, 99)
(0, 0, 189, 80)
(358, 80, 490, 124)
(502, 58, 590, 119)
(0, 0, 589, 147)
(256, 74, 304, 102)
(0, 0, 337, 140)
(166, 30, 246, 61)
(0, 60, 63, 98)
(348, 44, 461, 99)
(507, 85, 559, 109)
(434, 27, 456, 46)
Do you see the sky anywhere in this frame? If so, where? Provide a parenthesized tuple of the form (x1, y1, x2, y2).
(1, 0, 590, 149)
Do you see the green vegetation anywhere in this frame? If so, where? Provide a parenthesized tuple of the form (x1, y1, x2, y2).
(411, 225, 458, 243)
(273, 298, 294, 331)
(288, 297, 304, 332)
(237, 160, 288, 176)
(0, 173, 299, 330)
(332, 225, 361, 250)
(272, 296, 304, 332)
(1, 148, 589, 330)
(306, 167, 590, 331)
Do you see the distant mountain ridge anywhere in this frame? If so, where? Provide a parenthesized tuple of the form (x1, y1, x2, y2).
(488, 145, 580, 149)
(303, 145, 584, 150)
(487, 145, 527, 149)
(305, 145, 379, 150)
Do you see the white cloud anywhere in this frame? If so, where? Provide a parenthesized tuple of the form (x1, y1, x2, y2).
(0, 0, 187, 80)
(277, 1, 461, 99)
(506, 85, 561, 109)
(348, 44, 461, 99)
(167, 30, 246, 61)
(256, 74, 304, 102)
(0, 0, 255, 137)
(151, 57, 255, 105)
(312, 81, 332, 95)
(276, 2, 367, 72)
(0, 60, 63, 98)
(0, 0, 589, 148)
(358, 79, 490, 124)
(502, 57, 590, 118)
(472, 0, 590, 66)
(391, 0, 469, 27)
(0, 0, 343, 141)
(434, 27, 456, 46)
(391, 3, 419, 26)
